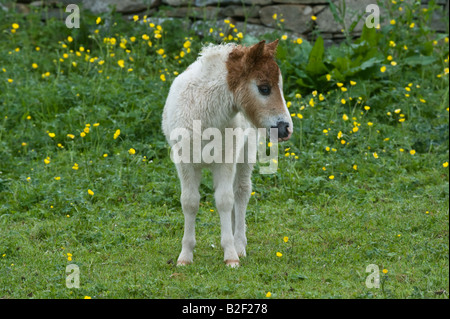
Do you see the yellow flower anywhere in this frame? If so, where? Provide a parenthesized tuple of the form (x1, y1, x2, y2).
(117, 60, 125, 68)
(364, 106, 370, 111)
(311, 15, 317, 21)
(88, 189, 94, 196)
(367, 122, 373, 126)
(160, 74, 166, 82)
(272, 14, 277, 20)
(387, 55, 393, 61)
(341, 140, 346, 144)
(352, 126, 359, 133)
(48, 132, 55, 138)
(353, 164, 358, 170)
(350, 81, 356, 86)
(183, 41, 191, 49)
(7, 79, 13, 83)
(281, 34, 288, 41)
(12, 23, 19, 29)
(326, 74, 331, 81)
(67, 36, 73, 42)
(80, 132, 86, 137)
(389, 41, 396, 47)
(133, 15, 139, 22)
(390, 61, 397, 66)
(283, 236, 289, 243)
(410, 150, 416, 155)
(114, 129, 120, 139)
(296, 38, 303, 45)
(336, 82, 344, 87)
(84, 296, 92, 299)
(380, 66, 386, 73)
(341, 87, 347, 92)
(343, 114, 349, 121)
(373, 152, 379, 159)
(390, 19, 396, 25)
(443, 162, 449, 168)
(382, 269, 388, 274)
(32, 63, 38, 69)
(44, 157, 51, 165)
(309, 98, 315, 107)
(96, 17, 101, 24)
(54, 176, 61, 181)
(337, 131, 343, 139)
(394, 109, 401, 114)
(157, 48, 165, 55)
(409, 22, 415, 28)
(67, 134, 75, 139)
(128, 148, 136, 155)
(276, 252, 282, 257)
(329, 175, 335, 180)
(103, 153, 108, 158)
(341, 98, 346, 104)
(266, 292, 272, 298)
(72, 163, 79, 170)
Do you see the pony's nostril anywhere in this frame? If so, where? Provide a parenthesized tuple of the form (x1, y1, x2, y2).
(276, 121, 290, 138)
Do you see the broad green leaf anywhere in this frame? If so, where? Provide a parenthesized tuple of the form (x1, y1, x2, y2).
(305, 36, 328, 75)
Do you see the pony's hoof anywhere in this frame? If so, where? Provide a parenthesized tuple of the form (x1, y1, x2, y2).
(225, 260, 240, 268)
(177, 260, 192, 266)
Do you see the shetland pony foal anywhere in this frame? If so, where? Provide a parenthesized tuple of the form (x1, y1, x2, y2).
(162, 40, 293, 267)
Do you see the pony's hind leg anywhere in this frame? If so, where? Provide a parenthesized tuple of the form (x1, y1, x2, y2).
(177, 164, 202, 266)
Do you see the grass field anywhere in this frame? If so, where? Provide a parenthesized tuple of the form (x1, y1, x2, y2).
(0, 1, 448, 299)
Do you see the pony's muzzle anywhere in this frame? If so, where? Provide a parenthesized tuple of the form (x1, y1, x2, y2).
(272, 121, 292, 141)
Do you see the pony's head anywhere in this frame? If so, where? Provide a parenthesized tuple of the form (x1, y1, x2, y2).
(226, 39, 292, 141)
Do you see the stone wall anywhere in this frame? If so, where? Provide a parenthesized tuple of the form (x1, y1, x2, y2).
(6, 0, 449, 44)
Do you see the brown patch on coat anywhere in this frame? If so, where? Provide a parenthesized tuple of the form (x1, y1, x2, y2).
(226, 40, 285, 128)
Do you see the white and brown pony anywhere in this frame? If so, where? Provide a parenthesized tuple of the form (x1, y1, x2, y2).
(162, 40, 292, 267)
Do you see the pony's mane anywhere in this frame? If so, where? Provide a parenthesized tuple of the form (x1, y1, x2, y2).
(197, 42, 238, 64)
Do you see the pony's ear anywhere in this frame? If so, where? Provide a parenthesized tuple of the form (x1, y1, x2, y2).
(245, 40, 266, 66)
(266, 39, 279, 57)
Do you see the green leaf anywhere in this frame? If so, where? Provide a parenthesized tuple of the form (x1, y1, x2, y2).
(403, 55, 437, 66)
(305, 36, 328, 75)
(327, 0, 343, 24)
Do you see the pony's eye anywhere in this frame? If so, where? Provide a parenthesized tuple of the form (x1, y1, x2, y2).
(258, 85, 271, 96)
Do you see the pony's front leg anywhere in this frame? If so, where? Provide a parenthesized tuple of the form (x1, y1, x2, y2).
(176, 164, 202, 266)
(212, 164, 239, 267)
(233, 162, 254, 258)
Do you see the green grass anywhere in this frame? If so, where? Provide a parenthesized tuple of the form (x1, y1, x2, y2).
(0, 2, 448, 299)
